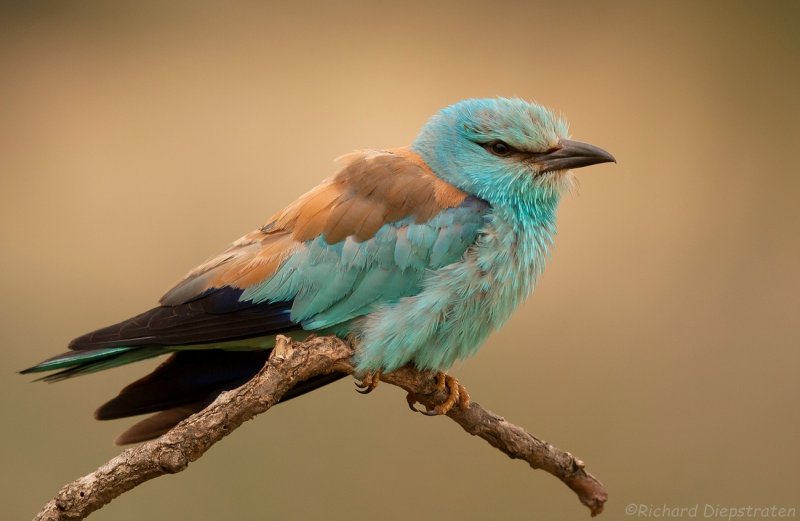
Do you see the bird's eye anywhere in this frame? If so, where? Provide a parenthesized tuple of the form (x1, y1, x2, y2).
(486, 140, 513, 157)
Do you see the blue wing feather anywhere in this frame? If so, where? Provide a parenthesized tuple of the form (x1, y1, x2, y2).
(240, 197, 488, 330)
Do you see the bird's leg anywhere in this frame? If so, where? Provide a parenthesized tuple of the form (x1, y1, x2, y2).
(407, 372, 470, 415)
(354, 370, 382, 394)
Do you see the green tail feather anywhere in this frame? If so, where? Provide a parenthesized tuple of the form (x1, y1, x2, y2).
(20, 332, 311, 383)
(20, 346, 166, 382)
(21, 347, 133, 373)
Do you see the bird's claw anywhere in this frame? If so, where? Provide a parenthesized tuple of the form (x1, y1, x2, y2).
(407, 372, 470, 415)
(354, 371, 382, 395)
(406, 391, 425, 413)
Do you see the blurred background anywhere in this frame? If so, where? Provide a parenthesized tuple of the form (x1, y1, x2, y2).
(1, 1, 798, 520)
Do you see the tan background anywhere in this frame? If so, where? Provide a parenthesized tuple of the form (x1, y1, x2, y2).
(1, 1, 798, 520)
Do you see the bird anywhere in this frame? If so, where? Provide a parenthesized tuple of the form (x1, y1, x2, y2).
(22, 97, 615, 444)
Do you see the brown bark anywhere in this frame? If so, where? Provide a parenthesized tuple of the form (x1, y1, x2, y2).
(33, 335, 607, 520)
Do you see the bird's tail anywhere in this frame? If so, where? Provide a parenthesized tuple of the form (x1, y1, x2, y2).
(21, 344, 347, 444)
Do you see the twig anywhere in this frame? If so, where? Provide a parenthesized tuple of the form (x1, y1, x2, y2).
(32, 335, 607, 520)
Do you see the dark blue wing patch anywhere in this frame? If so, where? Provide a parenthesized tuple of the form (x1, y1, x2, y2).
(69, 287, 296, 350)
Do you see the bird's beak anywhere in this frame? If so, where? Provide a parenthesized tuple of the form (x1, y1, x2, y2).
(534, 139, 616, 173)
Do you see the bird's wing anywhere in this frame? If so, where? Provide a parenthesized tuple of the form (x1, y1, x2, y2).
(64, 148, 486, 353)
(158, 147, 488, 331)
(32, 147, 487, 434)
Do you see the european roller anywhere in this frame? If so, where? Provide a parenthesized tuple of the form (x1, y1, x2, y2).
(22, 98, 615, 444)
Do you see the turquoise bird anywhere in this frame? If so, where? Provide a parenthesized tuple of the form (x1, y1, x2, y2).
(22, 98, 615, 444)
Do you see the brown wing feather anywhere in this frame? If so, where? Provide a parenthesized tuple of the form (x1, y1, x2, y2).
(160, 147, 467, 306)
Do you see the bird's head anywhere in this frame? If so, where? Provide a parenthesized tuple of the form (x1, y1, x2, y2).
(412, 98, 614, 211)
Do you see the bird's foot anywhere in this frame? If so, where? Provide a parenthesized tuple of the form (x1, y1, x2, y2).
(407, 372, 470, 416)
(354, 370, 382, 395)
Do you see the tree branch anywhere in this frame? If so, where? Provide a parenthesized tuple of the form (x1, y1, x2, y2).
(33, 335, 607, 520)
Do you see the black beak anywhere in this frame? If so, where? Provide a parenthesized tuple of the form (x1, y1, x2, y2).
(533, 139, 615, 173)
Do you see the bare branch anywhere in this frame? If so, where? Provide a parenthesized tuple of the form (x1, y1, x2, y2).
(378, 367, 607, 515)
(33, 335, 607, 520)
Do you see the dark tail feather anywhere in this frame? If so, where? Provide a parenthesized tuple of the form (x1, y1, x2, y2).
(95, 349, 270, 419)
(114, 404, 207, 445)
(97, 349, 347, 444)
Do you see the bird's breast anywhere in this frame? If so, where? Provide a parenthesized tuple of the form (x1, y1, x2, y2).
(353, 208, 557, 373)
